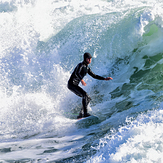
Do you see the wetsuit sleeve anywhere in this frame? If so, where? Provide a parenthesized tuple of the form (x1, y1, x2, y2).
(74, 63, 83, 81)
(88, 68, 105, 80)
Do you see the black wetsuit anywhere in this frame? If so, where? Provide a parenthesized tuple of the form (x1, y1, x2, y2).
(67, 61, 105, 117)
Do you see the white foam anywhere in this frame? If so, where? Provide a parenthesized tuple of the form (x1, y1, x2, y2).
(87, 108, 163, 163)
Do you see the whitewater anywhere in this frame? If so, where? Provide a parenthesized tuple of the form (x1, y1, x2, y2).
(1, 0, 163, 162)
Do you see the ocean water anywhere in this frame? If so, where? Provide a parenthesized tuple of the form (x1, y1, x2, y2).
(1, 0, 163, 162)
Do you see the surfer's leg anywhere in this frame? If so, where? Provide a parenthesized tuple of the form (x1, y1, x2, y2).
(82, 93, 91, 117)
(68, 84, 91, 118)
(67, 84, 84, 98)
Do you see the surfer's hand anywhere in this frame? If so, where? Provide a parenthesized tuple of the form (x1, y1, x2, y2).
(105, 77, 113, 81)
(81, 79, 87, 86)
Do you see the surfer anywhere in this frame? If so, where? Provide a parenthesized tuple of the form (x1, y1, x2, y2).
(67, 52, 113, 119)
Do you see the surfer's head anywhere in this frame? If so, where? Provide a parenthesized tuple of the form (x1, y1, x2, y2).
(83, 52, 92, 64)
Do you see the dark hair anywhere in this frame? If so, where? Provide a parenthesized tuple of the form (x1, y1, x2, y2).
(83, 52, 92, 61)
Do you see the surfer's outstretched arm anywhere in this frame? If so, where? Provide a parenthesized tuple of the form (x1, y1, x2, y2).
(104, 77, 113, 80)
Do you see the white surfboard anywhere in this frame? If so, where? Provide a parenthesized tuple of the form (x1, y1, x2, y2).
(76, 115, 100, 128)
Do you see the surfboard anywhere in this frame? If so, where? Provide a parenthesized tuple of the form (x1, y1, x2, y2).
(76, 115, 100, 128)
